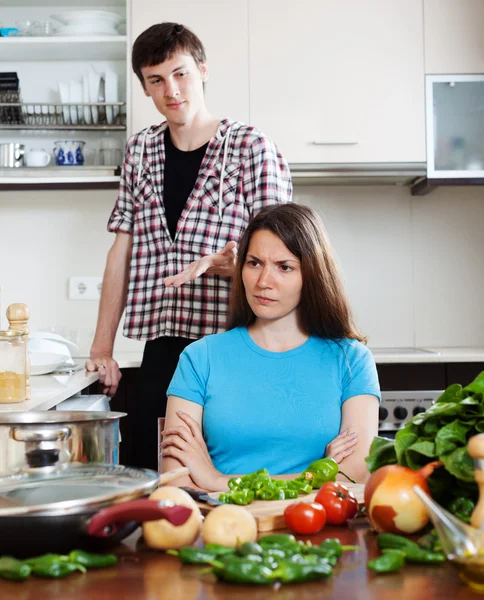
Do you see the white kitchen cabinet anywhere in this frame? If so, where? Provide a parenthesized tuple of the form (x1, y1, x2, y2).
(248, 0, 426, 164)
(129, 0, 249, 135)
(424, 0, 484, 74)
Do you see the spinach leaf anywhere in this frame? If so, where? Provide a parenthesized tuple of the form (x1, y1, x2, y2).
(436, 383, 463, 404)
(408, 440, 437, 458)
(364, 436, 396, 473)
(463, 372, 484, 395)
(395, 425, 418, 464)
(435, 420, 469, 456)
(440, 447, 475, 482)
(422, 420, 440, 436)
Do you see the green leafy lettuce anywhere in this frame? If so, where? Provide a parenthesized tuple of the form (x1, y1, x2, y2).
(365, 371, 484, 511)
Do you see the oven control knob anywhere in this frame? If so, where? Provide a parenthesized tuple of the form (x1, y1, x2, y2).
(394, 406, 408, 420)
(378, 406, 388, 421)
(413, 406, 426, 416)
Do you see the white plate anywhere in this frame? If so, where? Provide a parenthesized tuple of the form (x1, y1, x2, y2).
(51, 10, 123, 27)
(29, 352, 67, 376)
(29, 332, 79, 354)
(55, 24, 118, 36)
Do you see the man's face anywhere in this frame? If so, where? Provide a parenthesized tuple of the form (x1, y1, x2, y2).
(140, 52, 208, 126)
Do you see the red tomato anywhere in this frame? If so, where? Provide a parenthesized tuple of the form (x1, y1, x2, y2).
(283, 502, 327, 535)
(315, 482, 359, 525)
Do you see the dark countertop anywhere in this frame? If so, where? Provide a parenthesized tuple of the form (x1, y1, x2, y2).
(0, 520, 481, 600)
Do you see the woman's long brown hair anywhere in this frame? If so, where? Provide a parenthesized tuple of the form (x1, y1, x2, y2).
(227, 204, 367, 342)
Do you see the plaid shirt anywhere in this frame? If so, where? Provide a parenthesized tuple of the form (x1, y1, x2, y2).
(108, 118, 292, 341)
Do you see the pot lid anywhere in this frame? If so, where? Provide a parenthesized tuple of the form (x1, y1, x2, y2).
(0, 464, 159, 517)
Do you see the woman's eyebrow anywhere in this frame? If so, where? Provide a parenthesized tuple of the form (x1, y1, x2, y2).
(246, 253, 298, 264)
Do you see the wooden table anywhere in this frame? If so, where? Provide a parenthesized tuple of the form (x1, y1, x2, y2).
(0, 520, 481, 600)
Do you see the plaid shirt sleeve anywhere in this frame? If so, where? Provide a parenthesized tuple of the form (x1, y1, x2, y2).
(107, 137, 137, 233)
(242, 135, 293, 215)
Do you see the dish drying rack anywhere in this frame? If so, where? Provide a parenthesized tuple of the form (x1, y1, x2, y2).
(0, 101, 126, 130)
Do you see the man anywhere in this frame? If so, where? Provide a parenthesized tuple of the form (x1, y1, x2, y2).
(86, 22, 292, 470)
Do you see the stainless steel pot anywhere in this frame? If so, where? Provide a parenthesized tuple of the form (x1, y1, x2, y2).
(0, 411, 126, 472)
(0, 142, 25, 167)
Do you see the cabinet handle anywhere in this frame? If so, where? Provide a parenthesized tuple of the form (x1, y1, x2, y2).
(310, 140, 359, 146)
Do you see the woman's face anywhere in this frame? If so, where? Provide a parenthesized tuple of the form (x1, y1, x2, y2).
(242, 229, 303, 325)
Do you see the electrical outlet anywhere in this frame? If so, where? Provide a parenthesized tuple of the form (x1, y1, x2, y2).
(68, 277, 103, 301)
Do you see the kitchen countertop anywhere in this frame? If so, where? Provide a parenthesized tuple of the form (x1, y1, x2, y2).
(0, 523, 478, 599)
(113, 347, 484, 368)
(0, 368, 99, 413)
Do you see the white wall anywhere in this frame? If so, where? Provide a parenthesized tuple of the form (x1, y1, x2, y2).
(0, 188, 143, 356)
(1, 184, 483, 353)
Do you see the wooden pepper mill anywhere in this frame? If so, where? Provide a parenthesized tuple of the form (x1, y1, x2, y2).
(6, 303, 30, 401)
(467, 434, 484, 529)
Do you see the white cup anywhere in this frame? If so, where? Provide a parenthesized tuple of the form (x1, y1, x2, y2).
(25, 149, 51, 167)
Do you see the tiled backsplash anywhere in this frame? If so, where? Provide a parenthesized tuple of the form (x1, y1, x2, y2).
(1, 184, 483, 353)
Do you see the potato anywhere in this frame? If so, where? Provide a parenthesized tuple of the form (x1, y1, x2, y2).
(142, 486, 202, 550)
(201, 504, 257, 548)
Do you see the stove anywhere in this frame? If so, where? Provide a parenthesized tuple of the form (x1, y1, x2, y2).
(378, 389, 444, 437)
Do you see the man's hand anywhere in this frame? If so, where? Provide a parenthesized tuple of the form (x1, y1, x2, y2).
(164, 241, 237, 288)
(85, 356, 122, 397)
(161, 411, 223, 491)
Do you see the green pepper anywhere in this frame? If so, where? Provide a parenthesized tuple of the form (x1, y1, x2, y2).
(417, 529, 443, 554)
(302, 458, 339, 488)
(237, 542, 263, 556)
(204, 544, 237, 557)
(167, 547, 218, 565)
(228, 477, 243, 489)
(271, 561, 333, 583)
(384, 547, 445, 565)
(26, 555, 86, 579)
(377, 533, 421, 552)
(259, 534, 296, 547)
(367, 550, 405, 574)
(212, 559, 273, 584)
(219, 488, 255, 505)
(282, 488, 299, 500)
(68, 550, 118, 569)
(0, 556, 31, 582)
(264, 548, 287, 559)
(377, 534, 445, 564)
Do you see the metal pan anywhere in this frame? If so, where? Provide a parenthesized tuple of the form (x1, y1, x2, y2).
(0, 464, 190, 557)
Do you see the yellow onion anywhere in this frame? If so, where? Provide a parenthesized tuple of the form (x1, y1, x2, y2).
(364, 461, 442, 534)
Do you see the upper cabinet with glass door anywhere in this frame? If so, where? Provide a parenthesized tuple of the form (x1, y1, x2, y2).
(426, 75, 484, 179)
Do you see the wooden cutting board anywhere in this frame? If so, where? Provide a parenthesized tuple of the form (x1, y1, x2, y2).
(196, 483, 365, 532)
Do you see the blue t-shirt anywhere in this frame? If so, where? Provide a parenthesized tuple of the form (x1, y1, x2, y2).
(167, 327, 380, 476)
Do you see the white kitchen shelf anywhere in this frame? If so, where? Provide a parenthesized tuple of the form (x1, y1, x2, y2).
(13, 0, 124, 5)
(0, 166, 120, 185)
(0, 36, 127, 61)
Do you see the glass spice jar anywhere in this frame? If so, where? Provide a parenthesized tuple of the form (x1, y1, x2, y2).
(0, 330, 26, 403)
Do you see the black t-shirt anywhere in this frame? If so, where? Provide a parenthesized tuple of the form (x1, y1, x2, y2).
(163, 128, 209, 240)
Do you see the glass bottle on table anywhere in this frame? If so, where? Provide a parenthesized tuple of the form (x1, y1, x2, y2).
(0, 330, 26, 403)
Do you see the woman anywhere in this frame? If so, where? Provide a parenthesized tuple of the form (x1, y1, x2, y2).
(161, 204, 380, 489)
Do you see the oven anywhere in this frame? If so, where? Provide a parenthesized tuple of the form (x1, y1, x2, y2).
(378, 389, 444, 439)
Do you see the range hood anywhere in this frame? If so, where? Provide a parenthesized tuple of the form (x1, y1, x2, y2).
(289, 163, 427, 186)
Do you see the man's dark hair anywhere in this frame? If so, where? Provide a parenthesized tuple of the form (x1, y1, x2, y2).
(132, 22, 207, 87)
